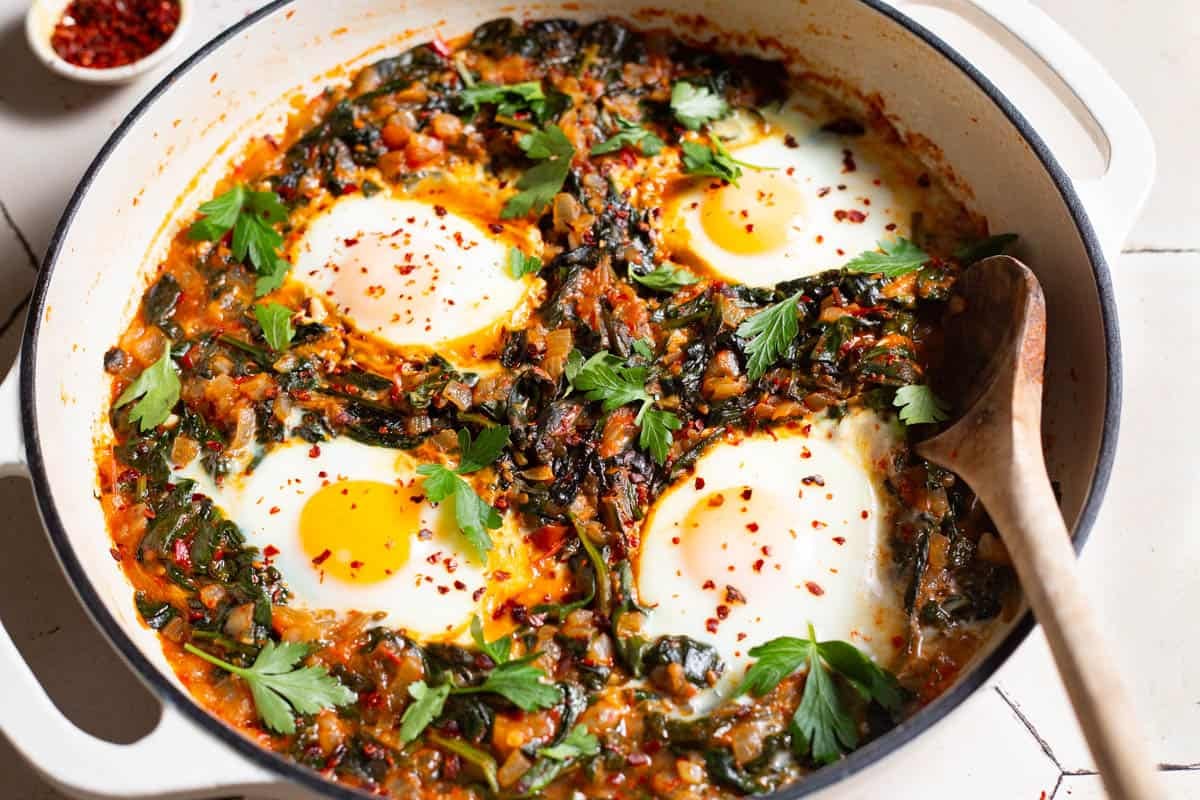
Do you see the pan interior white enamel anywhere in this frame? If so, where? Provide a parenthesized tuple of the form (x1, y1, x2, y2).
(28, 0, 1107, 759)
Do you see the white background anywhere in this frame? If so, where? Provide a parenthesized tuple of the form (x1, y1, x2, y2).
(0, 1, 1196, 798)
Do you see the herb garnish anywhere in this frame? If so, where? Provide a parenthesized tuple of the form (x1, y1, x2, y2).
(893, 384, 950, 425)
(254, 303, 294, 352)
(399, 656, 562, 742)
(737, 624, 903, 764)
(670, 81, 729, 130)
(417, 426, 510, 558)
(501, 125, 576, 219)
(844, 237, 930, 278)
(114, 343, 181, 431)
(508, 246, 543, 279)
(590, 116, 665, 156)
(736, 292, 804, 380)
(183, 641, 356, 735)
(539, 724, 600, 760)
(569, 351, 681, 464)
(188, 184, 291, 296)
(470, 615, 512, 664)
(680, 139, 750, 185)
(461, 81, 548, 120)
(630, 264, 699, 292)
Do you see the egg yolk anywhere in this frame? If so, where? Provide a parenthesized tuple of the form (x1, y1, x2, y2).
(299, 480, 427, 584)
(699, 170, 804, 255)
(678, 486, 786, 581)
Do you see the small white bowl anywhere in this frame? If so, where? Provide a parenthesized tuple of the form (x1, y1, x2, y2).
(25, 0, 193, 85)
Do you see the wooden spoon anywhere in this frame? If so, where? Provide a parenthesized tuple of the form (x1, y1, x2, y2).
(916, 256, 1161, 800)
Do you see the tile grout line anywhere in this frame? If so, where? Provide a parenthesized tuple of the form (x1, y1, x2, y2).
(0, 199, 41, 272)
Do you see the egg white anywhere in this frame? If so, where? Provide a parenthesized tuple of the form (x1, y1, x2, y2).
(177, 437, 491, 639)
(665, 106, 921, 286)
(288, 193, 537, 358)
(636, 408, 908, 702)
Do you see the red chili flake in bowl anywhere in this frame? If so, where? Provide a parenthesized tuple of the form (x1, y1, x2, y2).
(51, 0, 181, 70)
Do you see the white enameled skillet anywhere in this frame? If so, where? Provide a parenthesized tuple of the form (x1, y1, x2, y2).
(0, 1, 1154, 797)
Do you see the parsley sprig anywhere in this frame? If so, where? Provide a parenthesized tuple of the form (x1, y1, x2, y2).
(400, 656, 562, 742)
(417, 426, 510, 558)
(737, 624, 903, 765)
(591, 116, 665, 156)
(501, 125, 576, 219)
(569, 351, 682, 464)
(188, 184, 291, 297)
(508, 246, 543, 279)
(736, 292, 804, 380)
(461, 81, 550, 121)
(114, 343, 181, 431)
(670, 81, 729, 130)
(254, 303, 295, 351)
(184, 641, 356, 735)
(470, 615, 512, 664)
(844, 238, 930, 278)
(893, 384, 950, 425)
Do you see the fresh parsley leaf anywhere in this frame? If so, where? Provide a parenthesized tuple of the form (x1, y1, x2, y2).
(631, 338, 654, 359)
(188, 184, 289, 276)
(564, 349, 584, 386)
(417, 426, 510, 558)
(670, 81, 729, 130)
(539, 724, 601, 761)
(254, 303, 294, 351)
(461, 81, 546, 119)
(401, 680, 451, 743)
(572, 351, 652, 412)
(630, 264, 698, 292)
(115, 343, 181, 432)
(466, 657, 562, 711)
(792, 637, 858, 764)
(470, 615, 511, 664)
(893, 384, 949, 425)
(639, 406, 682, 465)
(956, 232, 1019, 264)
(736, 292, 803, 380)
(255, 258, 291, 297)
(591, 116, 665, 156)
(680, 138, 752, 185)
(844, 238, 930, 278)
(501, 125, 576, 219)
(737, 636, 813, 697)
(570, 352, 679, 464)
(508, 246, 543, 279)
(188, 184, 245, 240)
(183, 641, 355, 735)
(815, 640, 903, 711)
(455, 425, 511, 474)
(737, 625, 905, 765)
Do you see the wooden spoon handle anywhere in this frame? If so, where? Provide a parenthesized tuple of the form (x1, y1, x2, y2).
(976, 453, 1161, 800)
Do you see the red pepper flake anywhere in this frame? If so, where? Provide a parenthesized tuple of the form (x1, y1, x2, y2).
(725, 585, 746, 603)
(817, 186, 831, 198)
(861, 510, 870, 519)
(694, 476, 706, 490)
(801, 475, 825, 486)
(269, 506, 281, 515)
(705, 618, 720, 633)
(433, 205, 448, 217)
(715, 604, 730, 620)
(473, 588, 486, 601)
(834, 209, 868, 223)
(752, 559, 765, 573)
(740, 488, 753, 501)
(311, 549, 332, 566)
(745, 522, 759, 532)
(343, 237, 359, 248)
(805, 581, 825, 596)
(702, 579, 716, 590)
(453, 580, 466, 591)
(263, 545, 280, 558)
(892, 635, 905, 649)
(51, 0, 181, 70)
(784, 134, 799, 148)
(308, 445, 321, 458)
(841, 149, 857, 173)
(832, 536, 846, 545)
(429, 35, 452, 58)
(349, 560, 364, 569)
(812, 520, 828, 529)
(437, 585, 450, 595)
(671, 536, 681, 545)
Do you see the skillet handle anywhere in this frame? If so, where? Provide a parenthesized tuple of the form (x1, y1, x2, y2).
(0, 363, 288, 798)
(888, 0, 1155, 259)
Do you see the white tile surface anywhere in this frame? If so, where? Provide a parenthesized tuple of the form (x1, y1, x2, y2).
(0, 1, 1197, 799)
